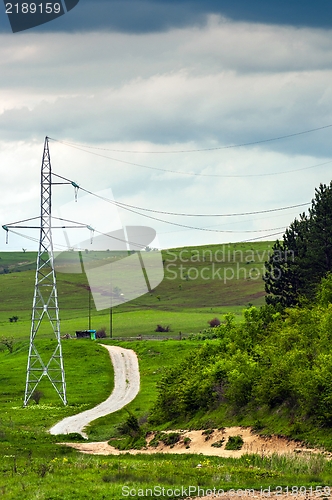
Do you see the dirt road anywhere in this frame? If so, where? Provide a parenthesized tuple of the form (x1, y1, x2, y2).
(49, 345, 140, 438)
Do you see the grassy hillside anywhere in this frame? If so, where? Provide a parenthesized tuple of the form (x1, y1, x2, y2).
(150, 274, 332, 451)
(6, 241, 332, 498)
(0, 241, 270, 339)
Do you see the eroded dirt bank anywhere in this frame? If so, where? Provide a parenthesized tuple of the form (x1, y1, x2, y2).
(63, 426, 325, 458)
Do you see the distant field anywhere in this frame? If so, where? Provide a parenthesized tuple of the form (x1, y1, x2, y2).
(0, 241, 273, 338)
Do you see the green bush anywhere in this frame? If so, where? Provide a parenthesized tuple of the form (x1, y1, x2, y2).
(149, 431, 181, 447)
(225, 435, 244, 450)
(211, 438, 225, 448)
(117, 413, 140, 438)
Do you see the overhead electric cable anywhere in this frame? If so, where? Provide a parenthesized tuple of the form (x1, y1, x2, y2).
(242, 231, 285, 242)
(65, 187, 288, 234)
(8, 226, 286, 248)
(48, 139, 332, 178)
(103, 198, 310, 218)
(159, 209, 301, 235)
(51, 173, 310, 218)
(96, 201, 287, 233)
(50, 172, 300, 233)
(49, 124, 332, 153)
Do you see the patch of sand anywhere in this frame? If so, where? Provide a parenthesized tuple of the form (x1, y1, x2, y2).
(62, 426, 326, 458)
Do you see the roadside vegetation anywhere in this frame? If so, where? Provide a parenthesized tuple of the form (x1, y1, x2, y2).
(149, 183, 332, 450)
(1, 337, 332, 499)
(150, 276, 332, 450)
(3, 176, 332, 500)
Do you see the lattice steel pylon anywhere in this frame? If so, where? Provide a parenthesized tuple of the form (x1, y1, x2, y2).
(23, 137, 67, 406)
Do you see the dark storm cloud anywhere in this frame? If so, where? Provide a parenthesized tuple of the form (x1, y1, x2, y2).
(1, 0, 332, 34)
(2, 18, 332, 158)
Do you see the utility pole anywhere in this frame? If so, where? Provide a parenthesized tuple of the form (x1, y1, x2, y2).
(110, 306, 113, 338)
(88, 286, 91, 330)
(24, 137, 67, 406)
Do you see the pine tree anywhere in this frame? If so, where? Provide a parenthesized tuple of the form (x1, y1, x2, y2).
(264, 182, 332, 307)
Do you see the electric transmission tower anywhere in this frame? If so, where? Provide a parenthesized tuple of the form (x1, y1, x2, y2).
(23, 137, 67, 406)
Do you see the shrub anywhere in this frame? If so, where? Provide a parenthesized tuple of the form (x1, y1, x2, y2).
(149, 432, 162, 448)
(155, 325, 170, 333)
(31, 390, 44, 405)
(96, 327, 107, 338)
(202, 429, 214, 440)
(211, 438, 225, 448)
(225, 435, 244, 450)
(161, 432, 181, 446)
(149, 431, 180, 447)
(208, 317, 220, 328)
(117, 413, 140, 438)
(0, 337, 14, 353)
(113, 412, 146, 450)
(188, 329, 218, 340)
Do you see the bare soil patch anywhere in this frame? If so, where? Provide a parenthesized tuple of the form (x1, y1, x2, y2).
(63, 426, 326, 458)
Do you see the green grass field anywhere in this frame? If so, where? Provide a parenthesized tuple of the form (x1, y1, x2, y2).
(0, 241, 271, 340)
(3, 241, 328, 499)
(1, 339, 332, 500)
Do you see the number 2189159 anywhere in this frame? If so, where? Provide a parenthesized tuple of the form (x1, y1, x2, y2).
(5, 3, 62, 14)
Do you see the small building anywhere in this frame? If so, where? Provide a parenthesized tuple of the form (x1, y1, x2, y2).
(75, 330, 96, 340)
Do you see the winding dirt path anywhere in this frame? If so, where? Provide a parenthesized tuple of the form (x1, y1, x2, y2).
(49, 345, 140, 438)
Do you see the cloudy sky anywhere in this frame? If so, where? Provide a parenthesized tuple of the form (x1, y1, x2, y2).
(1, 0, 332, 251)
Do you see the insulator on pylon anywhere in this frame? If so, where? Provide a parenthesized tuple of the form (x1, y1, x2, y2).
(71, 181, 79, 202)
(87, 225, 94, 244)
(2, 225, 8, 244)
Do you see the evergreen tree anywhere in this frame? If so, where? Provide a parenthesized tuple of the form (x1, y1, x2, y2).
(264, 182, 332, 307)
(307, 183, 332, 279)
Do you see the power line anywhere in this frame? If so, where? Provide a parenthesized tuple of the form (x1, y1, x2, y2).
(51, 173, 310, 218)
(159, 208, 302, 235)
(98, 198, 310, 218)
(4, 176, 300, 246)
(49, 138, 332, 178)
(79, 188, 300, 233)
(5, 182, 290, 242)
(51, 173, 289, 234)
(49, 124, 332, 153)
(241, 231, 285, 242)
(100, 201, 287, 234)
